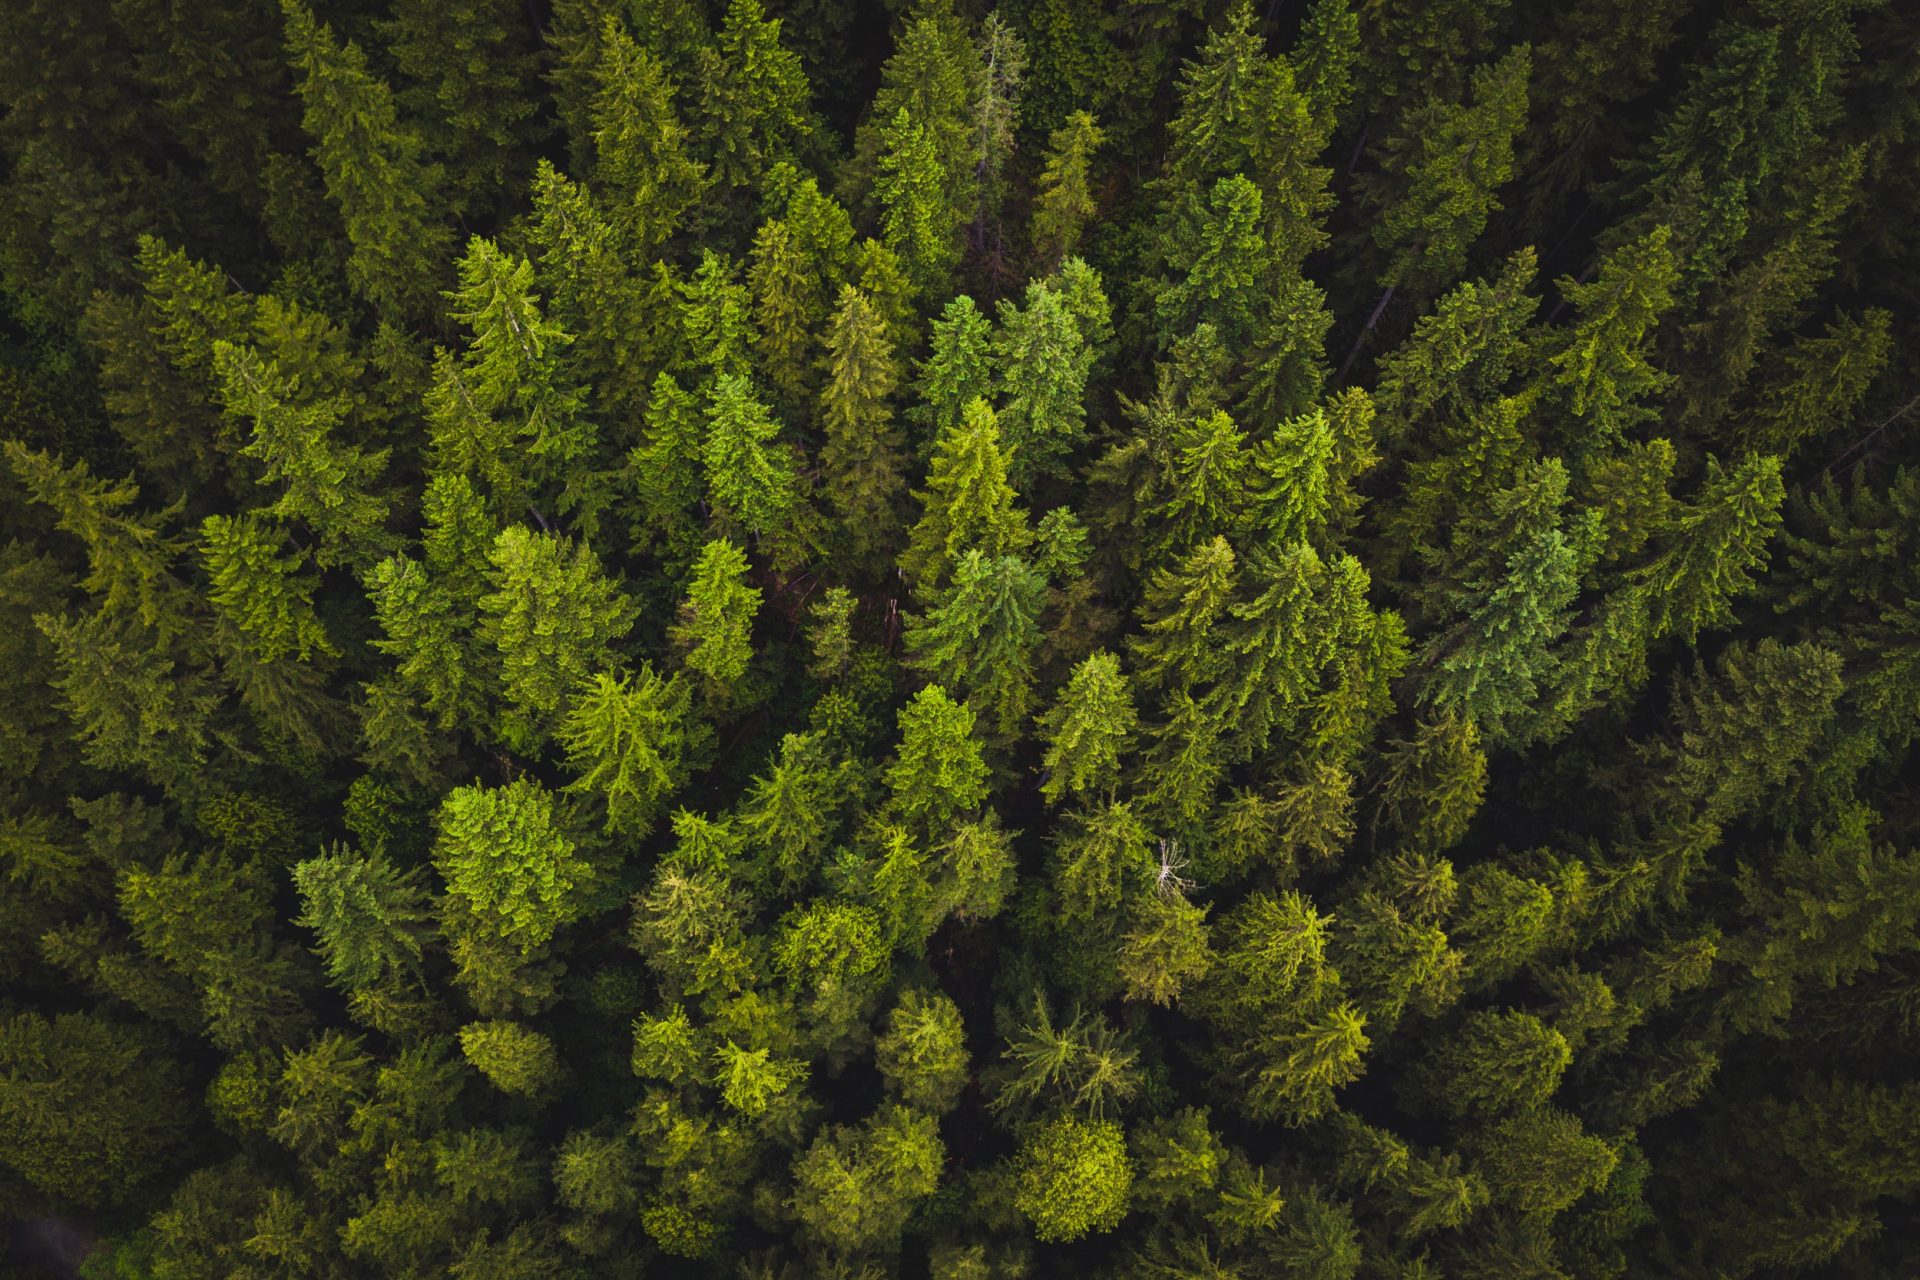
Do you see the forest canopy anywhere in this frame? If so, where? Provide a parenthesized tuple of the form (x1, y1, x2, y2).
(2, 0, 1919, 1277)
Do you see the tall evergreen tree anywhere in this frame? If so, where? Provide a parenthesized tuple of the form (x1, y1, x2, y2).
(818, 284, 907, 566)
(280, 0, 451, 314)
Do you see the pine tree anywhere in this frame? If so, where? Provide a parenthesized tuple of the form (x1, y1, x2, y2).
(525, 162, 657, 425)
(739, 732, 851, 890)
(876, 107, 961, 301)
(477, 525, 636, 751)
(854, 0, 983, 230)
(696, 0, 812, 192)
(379, 0, 544, 209)
(1375, 713, 1488, 852)
(1031, 110, 1103, 270)
(0, 1010, 195, 1207)
(559, 665, 695, 836)
(885, 685, 990, 837)
(4, 442, 191, 635)
(1147, 407, 1252, 565)
(1014, 1115, 1133, 1243)
(790, 1104, 944, 1256)
(1139, 688, 1226, 834)
(1155, 175, 1277, 356)
(627, 372, 707, 553)
(1472, 1107, 1617, 1215)
(199, 513, 333, 663)
(1118, 893, 1212, 1007)
(213, 339, 392, 571)
(1037, 650, 1136, 806)
(1130, 535, 1238, 693)
(749, 168, 857, 401)
(1541, 225, 1679, 447)
(904, 550, 1046, 737)
(900, 397, 1029, 594)
(1158, 0, 1336, 264)
(1630, 639, 1845, 908)
(131, 234, 249, 389)
(1371, 247, 1539, 446)
(911, 295, 995, 446)
(588, 14, 707, 247)
(703, 371, 801, 543)
(875, 989, 970, 1113)
(1362, 44, 1532, 296)
(1633, 453, 1784, 644)
(460, 1019, 560, 1096)
(1415, 459, 1604, 745)
(671, 538, 762, 690)
(994, 278, 1095, 485)
(1050, 800, 1154, 922)
(280, 0, 451, 314)
(1248, 407, 1337, 550)
(1735, 308, 1893, 458)
(435, 777, 596, 951)
(968, 13, 1026, 273)
(1406, 1009, 1570, 1121)
(292, 845, 434, 993)
(747, 218, 818, 401)
(434, 236, 597, 527)
(818, 284, 907, 565)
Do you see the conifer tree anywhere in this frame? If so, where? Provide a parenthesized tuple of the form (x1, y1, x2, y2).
(703, 372, 801, 543)
(1407, 1009, 1571, 1121)
(904, 550, 1046, 737)
(379, 0, 544, 208)
(1050, 800, 1154, 923)
(1014, 1114, 1133, 1243)
(588, 14, 707, 247)
(213, 339, 391, 571)
(863, 993, 965, 1123)
(900, 397, 1029, 594)
(435, 777, 596, 951)
(854, 0, 982, 227)
(1031, 110, 1103, 270)
(477, 525, 636, 751)
(292, 845, 434, 993)
(967, 12, 1026, 265)
(818, 284, 907, 564)
(1118, 892, 1212, 1007)
(1633, 454, 1784, 644)
(1416, 458, 1603, 745)
(199, 513, 333, 664)
(1037, 650, 1136, 806)
(460, 1019, 560, 1096)
(1361, 44, 1532, 297)
(1735, 308, 1893, 459)
(876, 107, 961, 301)
(994, 278, 1095, 485)
(671, 538, 762, 690)
(910, 295, 995, 446)
(280, 0, 451, 314)
(5, 443, 192, 635)
(1158, 0, 1335, 264)
(885, 685, 990, 836)
(434, 236, 597, 528)
(1541, 225, 1680, 447)
(696, 0, 812, 192)
(559, 665, 695, 837)
(747, 218, 817, 402)
(1130, 535, 1238, 693)
(0, 1011, 195, 1208)
(1155, 175, 1277, 356)
(790, 1104, 944, 1256)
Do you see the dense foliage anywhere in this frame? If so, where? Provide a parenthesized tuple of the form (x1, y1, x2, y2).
(2, 0, 1918, 1276)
